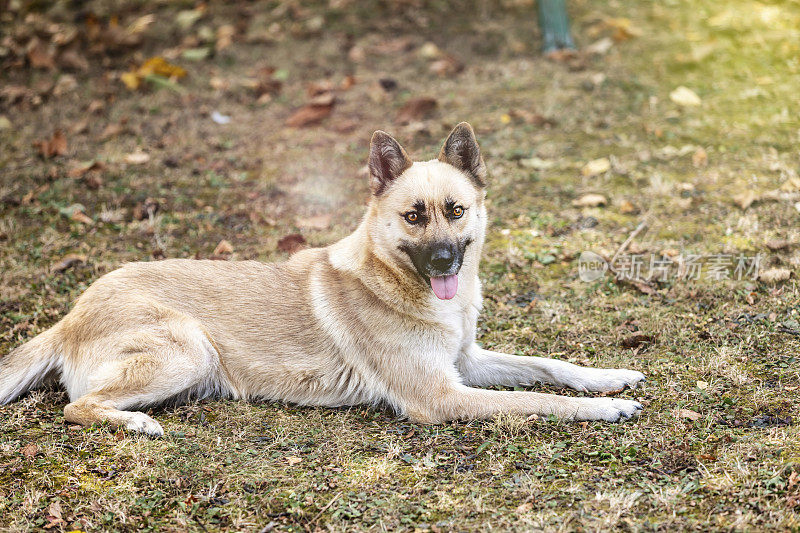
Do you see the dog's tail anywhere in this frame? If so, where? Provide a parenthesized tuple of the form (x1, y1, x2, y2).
(0, 326, 63, 404)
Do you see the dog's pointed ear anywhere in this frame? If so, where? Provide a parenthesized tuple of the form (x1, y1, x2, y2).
(369, 131, 412, 195)
(438, 122, 486, 188)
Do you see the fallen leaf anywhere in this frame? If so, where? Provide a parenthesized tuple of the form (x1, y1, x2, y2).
(44, 501, 64, 530)
(216, 24, 236, 51)
(759, 268, 792, 283)
(122, 57, 187, 91)
(69, 119, 89, 135)
(120, 71, 141, 90)
(670, 86, 702, 107)
(213, 240, 234, 256)
(286, 456, 302, 466)
(285, 96, 334, 128)
(296, 213, 332, 230)
(675, 408, 702, 421)
(581, 157, 611, 177)
(68, 160, 106, 178)
(21, 443, 39, 458)
(277, 234, 307, 254)
(429, 55, 463, 77)
(133, 198, 160, 220)
(733, 190, 758, 210)
(516, 502, 533, 513)
(396, 97, 437, 124)
(519, 157, 555, 170)
(52, 254, 87, 273)
(176, 7, 205, 30)
(59, 46, 89, 71)
(124, 151, 150, 165)
(766, 239, 793, 251)
(604, 17, 643, 41)
(696, 380, 708, 390)
(34, 130, 67, 158)
(71, 211, 93, 225)
(619, 200, 638, 214)
(27, 38, 56, 69)
(99, 122, 125, 141)
(586, 37, 614, 55)
(418, 41, 442, 59)
(692, 147, 708, 168)
(572, 193, 607, 207)
(621, 333, 655, 349)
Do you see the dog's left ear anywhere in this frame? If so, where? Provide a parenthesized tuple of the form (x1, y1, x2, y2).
(438, 122, 486, 188)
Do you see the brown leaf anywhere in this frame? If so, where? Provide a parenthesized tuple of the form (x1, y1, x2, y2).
(619, 200, 638, 214)
(68, 160, 106, 179)
(71, 211, 93, 225)
(285, 98, 334, 128)
(21, 443, 39, 458)
(70, 119, 89, 135)
(733, 190, 758, 210)
(766, 239, 793, 251)
(213, 239, 234, 256)
(44, 501, 64, 529)
(331, 119, 359, 134)
(675, 408, 702, 421)
(429, 55, 463, 77)
(34, 130, 67, 158)
(52, 254, 87, 273)
(581, 158, 611, 177)
(59, 46, 89, 71)
(621, 333, 655, 349)
(396, 97, 437, 124)
(99, 122, 125, 141)
(277, 234, 307, 254)
(27, 38, 56, 69)
(692, 147, 708, 168)
(133, 198, 160, 221)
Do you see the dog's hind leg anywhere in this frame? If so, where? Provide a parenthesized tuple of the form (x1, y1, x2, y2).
(63, 318, 220, 436)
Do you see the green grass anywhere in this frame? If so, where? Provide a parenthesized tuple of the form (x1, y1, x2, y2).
(1, 0, 799, 531)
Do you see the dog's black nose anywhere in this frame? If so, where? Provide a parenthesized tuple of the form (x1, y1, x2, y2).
(429, 247, 454, 272)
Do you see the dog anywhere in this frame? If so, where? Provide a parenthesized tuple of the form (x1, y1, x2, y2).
(0, 123, 645, 435)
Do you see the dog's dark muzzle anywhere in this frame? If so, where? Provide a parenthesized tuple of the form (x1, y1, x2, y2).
(400, 238, 472, 281)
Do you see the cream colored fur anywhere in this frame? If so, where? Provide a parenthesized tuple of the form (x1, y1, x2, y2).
(0, 123, 644, 435)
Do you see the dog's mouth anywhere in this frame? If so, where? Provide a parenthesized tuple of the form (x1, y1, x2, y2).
(429, 274, 459, 300)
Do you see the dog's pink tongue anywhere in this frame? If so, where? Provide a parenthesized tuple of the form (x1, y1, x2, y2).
(430, 274, 458, 300)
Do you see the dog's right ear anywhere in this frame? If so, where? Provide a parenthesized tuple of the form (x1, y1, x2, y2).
(369, 131, 412, 195)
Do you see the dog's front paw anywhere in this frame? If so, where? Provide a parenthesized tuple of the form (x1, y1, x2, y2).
(562, 368, 646, 393)
(575, 397, 643, 422)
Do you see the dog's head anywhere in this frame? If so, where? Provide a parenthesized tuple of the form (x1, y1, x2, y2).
(366, 122, 487, 300)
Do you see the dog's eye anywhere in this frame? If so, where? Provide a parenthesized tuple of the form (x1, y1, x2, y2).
(404, 212, 419, 224)
(452, 206, 464, 219)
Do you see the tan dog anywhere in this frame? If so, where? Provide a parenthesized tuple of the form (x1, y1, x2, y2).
(0, 123, 644, 436)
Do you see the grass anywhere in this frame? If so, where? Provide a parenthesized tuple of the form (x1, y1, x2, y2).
(1, 0, 799, 530)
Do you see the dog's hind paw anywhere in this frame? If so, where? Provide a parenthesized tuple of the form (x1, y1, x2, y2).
(123, 412, 164, 437)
